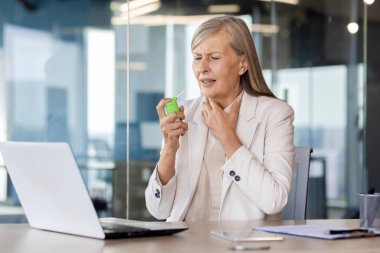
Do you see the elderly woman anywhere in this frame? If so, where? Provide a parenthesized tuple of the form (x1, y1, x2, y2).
(145, 15, 295, 222)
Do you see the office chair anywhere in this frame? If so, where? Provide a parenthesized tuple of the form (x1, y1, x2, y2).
(281, 146, 313, 220)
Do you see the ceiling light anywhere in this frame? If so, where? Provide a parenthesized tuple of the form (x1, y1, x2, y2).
(119, 0, 160, 12)
(347, 22, 359, 34)
(112, 14, 221, 26)
(259, 0, 299, 5)
(115, 0, 161, 18)
(129, 2, 161, 18)
(251, 24, 280, 34)
(207, 4, 240, 13)
(112, 15, 281, 35)
(363, 0, 375, 5)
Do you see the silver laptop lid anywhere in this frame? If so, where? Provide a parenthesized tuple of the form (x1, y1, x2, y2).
(0, 142, 105, 239)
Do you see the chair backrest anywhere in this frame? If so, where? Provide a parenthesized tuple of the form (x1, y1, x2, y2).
(281, 146, 313, 220)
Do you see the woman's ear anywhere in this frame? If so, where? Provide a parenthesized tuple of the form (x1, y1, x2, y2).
(239, 56, 248, 75)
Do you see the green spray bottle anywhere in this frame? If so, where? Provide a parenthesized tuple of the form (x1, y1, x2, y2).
(165, 91, 184, 116)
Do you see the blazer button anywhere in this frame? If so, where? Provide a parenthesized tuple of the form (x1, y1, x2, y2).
(234, 175, 240, 182)
(229, 170, 236, 177)
(155, 189, 160, 198)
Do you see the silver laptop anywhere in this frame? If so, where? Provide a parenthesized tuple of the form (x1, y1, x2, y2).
(0, 141, 187, 239)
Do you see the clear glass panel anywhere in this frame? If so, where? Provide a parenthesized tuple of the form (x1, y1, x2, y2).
(0, 0, 116, 220)
(0, 0, 375, 222)
(118, 0, 368, 220)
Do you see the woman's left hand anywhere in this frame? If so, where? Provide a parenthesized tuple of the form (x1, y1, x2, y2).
(201, 98, 243, 158)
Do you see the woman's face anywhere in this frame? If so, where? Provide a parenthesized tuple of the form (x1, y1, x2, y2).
(192, 30, 245, 108)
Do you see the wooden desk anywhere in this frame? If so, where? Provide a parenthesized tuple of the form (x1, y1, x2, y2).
(0, 219, 379, 253)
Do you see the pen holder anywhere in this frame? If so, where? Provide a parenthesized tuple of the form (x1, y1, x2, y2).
(359, 193, 380, 229)
(165, 97, 179, 115)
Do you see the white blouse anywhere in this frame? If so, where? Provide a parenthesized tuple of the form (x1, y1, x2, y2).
(185, 97, 239, 221)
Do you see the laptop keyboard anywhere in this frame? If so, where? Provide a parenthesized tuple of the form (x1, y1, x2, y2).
(101, 222, 150, 233)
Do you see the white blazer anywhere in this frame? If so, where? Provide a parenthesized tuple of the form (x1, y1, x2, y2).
(145, 91, 295, 221)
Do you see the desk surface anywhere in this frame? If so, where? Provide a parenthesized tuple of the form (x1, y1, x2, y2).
(1, 219, 379, 253)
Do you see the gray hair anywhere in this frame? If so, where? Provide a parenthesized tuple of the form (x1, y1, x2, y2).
(191, 15, 275, 97)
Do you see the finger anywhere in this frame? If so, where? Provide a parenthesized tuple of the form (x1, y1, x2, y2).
(163, 121, 188, 137)
(160, 114, 178, 132)
(180, 128, 188, 136)
(166, 121, 184, 130)
(180, 122, 188, 135)
(208, 98, 216, 110)
(173, 111, 186, 121)
(201, 109, 209, 118)
(208, 99, 222, 112)
(178, 105, 186, 120)
(201, 111, 207, 125)
(159, 121, 170, 134)
(168, 127, 187, 138)
(156, 98, 172, 119)
(165, 111, 185, 122)
(203, 99, 212, 113)
(231, 97, 242, 114)
(160, 120, 186, 133)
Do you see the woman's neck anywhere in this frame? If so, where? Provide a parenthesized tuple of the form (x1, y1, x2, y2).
(217, 87, 243, 109)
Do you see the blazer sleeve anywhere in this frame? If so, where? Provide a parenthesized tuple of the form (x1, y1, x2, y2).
(220, 102, 295, 215)
(145, 166, 177, 220)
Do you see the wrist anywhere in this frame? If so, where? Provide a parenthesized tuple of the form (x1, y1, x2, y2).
(162, 143, 178, 155)
(222, 132, 242, 158)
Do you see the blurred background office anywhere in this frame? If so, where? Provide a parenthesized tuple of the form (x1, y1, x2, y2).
(0, 0, 379, 222)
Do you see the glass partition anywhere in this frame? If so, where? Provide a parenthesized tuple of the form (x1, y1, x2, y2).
(115, 0, 369, 220)
(0, 0, 115, 220)
(0, 0, 377, 222)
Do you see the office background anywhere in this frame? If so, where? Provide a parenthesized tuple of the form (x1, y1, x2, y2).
(0, 0, 379, 222)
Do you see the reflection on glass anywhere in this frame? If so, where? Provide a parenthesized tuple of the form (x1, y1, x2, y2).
(0, 0, 373, 222)
(119, 0, 367, 220)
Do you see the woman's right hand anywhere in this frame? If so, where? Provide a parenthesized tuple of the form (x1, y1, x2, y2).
(156, 98, 188, 151)
(156, 98, 188, 184)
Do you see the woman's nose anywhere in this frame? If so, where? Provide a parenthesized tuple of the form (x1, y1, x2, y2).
(198, 58, 209, 73)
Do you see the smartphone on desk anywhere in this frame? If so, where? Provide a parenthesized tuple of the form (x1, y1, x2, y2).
(211, 230, 284, 243)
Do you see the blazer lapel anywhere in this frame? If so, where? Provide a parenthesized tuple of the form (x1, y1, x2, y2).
(220, 92, 260, 210)
(187, 98, 208, 199)
(236, 92, 259, 149)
